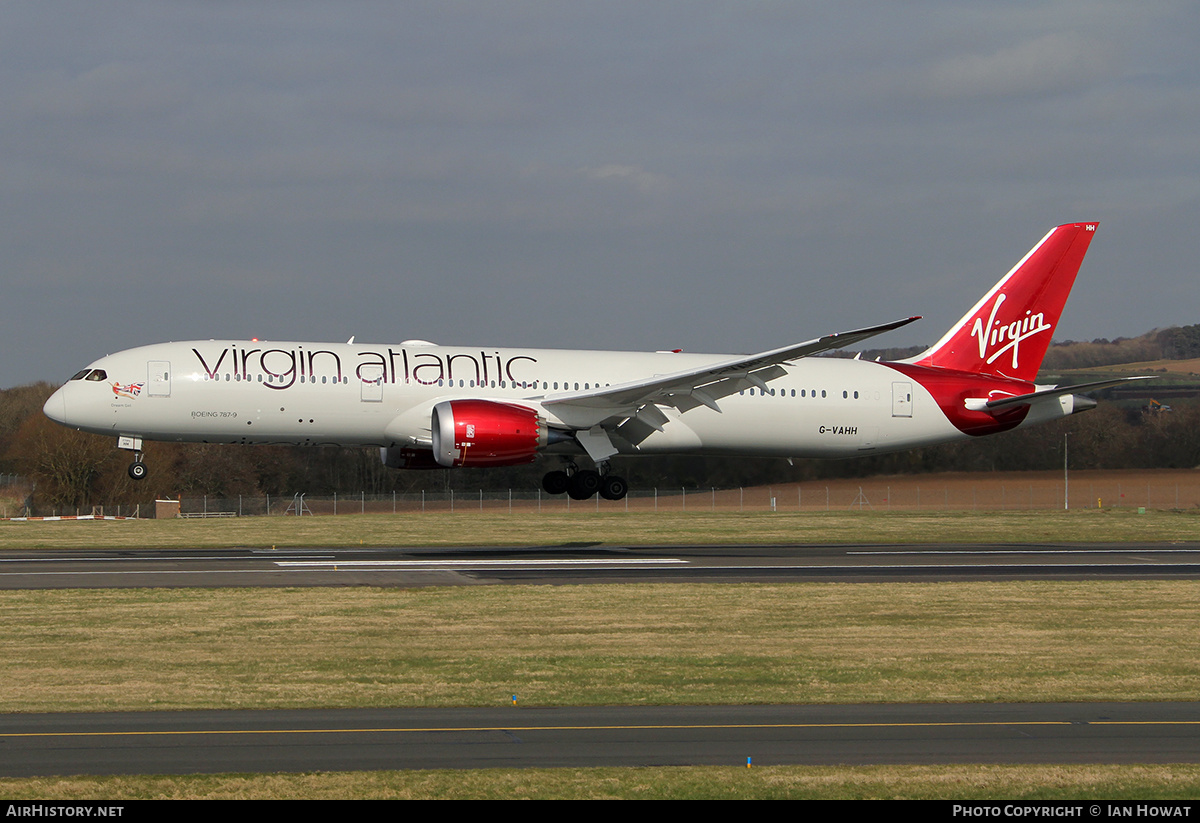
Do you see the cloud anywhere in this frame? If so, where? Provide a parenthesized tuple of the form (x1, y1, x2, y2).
(921, 33, 1113, 99)
(580, 164, 670, 194)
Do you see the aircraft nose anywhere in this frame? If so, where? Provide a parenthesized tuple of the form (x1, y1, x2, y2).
(43, 387, 67, 425)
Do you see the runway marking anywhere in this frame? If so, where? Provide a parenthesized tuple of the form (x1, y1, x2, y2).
(6, 562, 1200, 580)
(273, 559, 688, 568)
(4, 719, 1200, 739)
(0, 555, 337, 563)
(850, 549, 1200, 555)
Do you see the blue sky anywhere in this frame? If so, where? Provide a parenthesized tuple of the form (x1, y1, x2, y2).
(4, 2, 1198, 386)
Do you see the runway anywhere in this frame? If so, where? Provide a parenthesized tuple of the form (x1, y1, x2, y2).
(1, 542, 1200, 588)
(4, 703, 1200, 777)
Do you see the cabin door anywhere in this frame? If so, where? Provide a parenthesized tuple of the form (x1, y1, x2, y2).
(891, 381, 912, 418)
(148, 361, 171, 397)
(360, 365, 384, 402)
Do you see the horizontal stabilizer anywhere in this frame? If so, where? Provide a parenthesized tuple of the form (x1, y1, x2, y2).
(985, 376, 1155, 411)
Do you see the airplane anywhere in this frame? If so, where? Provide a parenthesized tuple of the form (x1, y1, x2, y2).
(43, 221, 1145, 501)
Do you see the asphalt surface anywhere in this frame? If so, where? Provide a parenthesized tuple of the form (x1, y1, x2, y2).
(4, 703, 1200, 777)
(3, 541, 1200, 588)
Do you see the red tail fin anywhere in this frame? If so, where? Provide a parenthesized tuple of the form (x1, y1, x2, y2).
(909, 222, 1098, 381)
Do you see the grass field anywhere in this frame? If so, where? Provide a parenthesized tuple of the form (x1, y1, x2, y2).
(3, 581, 1199, 711)
(2, 507, 1199, 550)
(4, 765, 1200, 800)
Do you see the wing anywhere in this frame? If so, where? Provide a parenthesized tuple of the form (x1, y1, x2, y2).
(539, 316, 920, 459)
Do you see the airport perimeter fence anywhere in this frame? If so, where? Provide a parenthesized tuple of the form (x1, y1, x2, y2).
(33, 473, 1198, 518)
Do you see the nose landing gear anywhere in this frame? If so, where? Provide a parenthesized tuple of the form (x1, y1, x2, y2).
(118, 435, 148, 480)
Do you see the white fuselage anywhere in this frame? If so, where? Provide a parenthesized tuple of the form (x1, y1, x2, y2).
(43, 338, 1072, 461)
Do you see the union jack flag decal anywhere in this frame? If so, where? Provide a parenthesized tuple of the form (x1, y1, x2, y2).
(111, 382, 145, 399)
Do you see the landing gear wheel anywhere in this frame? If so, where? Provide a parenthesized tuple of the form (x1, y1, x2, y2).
(128, 461, 148, 480)
(599, 475, 628, 501)
(542, 470, 569, 495)
(567, 469, 600, 500)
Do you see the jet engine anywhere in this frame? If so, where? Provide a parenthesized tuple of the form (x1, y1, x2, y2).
(431, 399, 548, 467)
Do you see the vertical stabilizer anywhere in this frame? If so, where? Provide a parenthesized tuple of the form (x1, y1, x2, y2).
(908, 222, 1098, 381)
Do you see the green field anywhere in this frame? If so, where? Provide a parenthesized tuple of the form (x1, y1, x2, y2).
(3, 581, 1199, 712)
(3, 507, 1198, 549)
(4, 765, 1200, 800)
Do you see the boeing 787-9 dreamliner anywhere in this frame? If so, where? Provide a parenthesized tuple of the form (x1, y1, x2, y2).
(44, 222, 1141, 501)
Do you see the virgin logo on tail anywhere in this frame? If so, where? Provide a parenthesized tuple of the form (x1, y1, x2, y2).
(907, 222, 1096, 382)
(969, 293, 1053, 371)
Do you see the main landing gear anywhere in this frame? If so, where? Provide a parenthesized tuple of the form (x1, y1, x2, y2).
(542, 463, 628, 501)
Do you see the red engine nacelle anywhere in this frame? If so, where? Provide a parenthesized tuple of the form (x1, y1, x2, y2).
(431, 400, 547, 468)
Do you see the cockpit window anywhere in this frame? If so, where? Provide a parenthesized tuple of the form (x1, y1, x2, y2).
(84, 369, 107, 381)
(70, 369, 91, 381)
